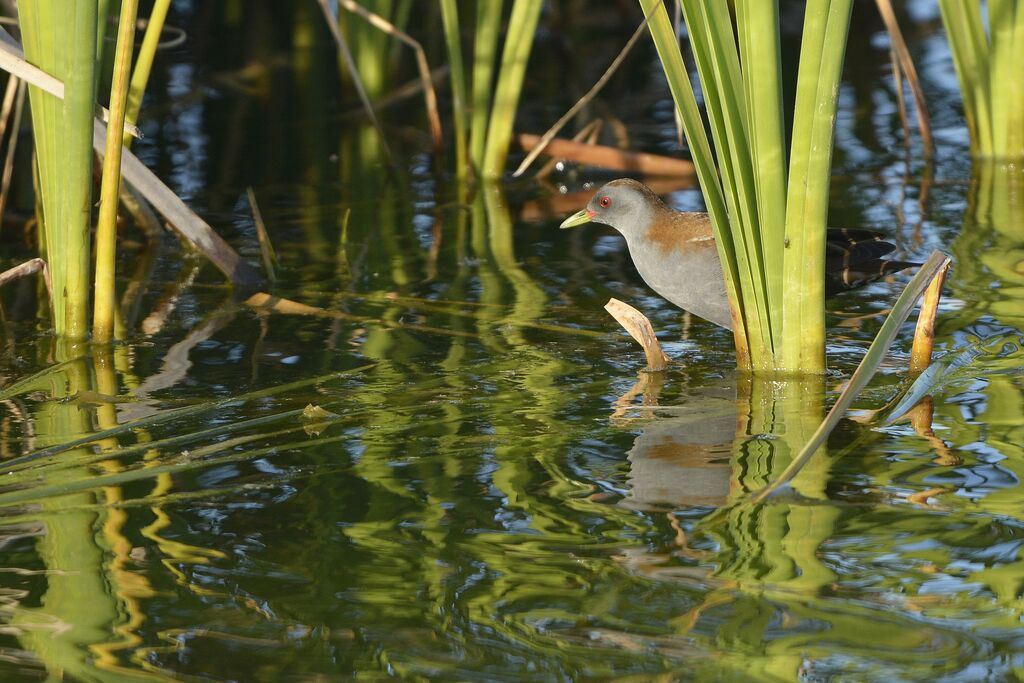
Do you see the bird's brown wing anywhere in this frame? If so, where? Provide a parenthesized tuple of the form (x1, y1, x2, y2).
(824, 228, 918, 296)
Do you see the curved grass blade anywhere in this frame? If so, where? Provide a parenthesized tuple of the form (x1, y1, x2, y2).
(752, 250, 952, 502)
(1, 364, 375, 470)
(874, 332, 1024, 426)
(0, 434, 352, 508)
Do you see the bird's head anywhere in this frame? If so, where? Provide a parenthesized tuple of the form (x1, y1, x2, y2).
(559, 179, 665, 238)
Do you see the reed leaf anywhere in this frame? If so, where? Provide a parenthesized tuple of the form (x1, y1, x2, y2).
(440, 0, 468, 178)
(736, 0, 786, 332)
(754, 250, 953, 501)
(988, 0, 1024, 157)
(481, 0, 543, 179)
(678, 0, 774, 357)
(469, 0, 504, 172)
(93, 0, 139, 341)
(782, 0, 854, 372)
(124, 0, 171, 146)
(641, 0, 855, 372)
(19, 1, 98, 339)
(938, 0, 1023, 159)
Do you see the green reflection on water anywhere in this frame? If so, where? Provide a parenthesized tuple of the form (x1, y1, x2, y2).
(3, 47, 1024, 681)
(2, 165, 1024, 679)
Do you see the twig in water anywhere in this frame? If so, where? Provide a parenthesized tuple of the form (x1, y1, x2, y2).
(751, 251, 952, 503)
(0, 258, 51, 299)
(517, 133, 695, 176)
(0, 26, 141, 138)
(875, 0, 934, 159)
(337, 0, 443, 155)
(246, 187, 277, 282)
(315, 0, 395, 166)
(513, 5, 657, 177)
(92, 119, 264, 289)
(910, 259, 951, 373)
(118, 184, 163, 239)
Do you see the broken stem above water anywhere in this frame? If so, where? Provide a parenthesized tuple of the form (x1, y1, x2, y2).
(605, 298, 669, 372)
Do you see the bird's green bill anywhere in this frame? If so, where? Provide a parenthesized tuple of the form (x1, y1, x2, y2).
(559, 209, 595, 229)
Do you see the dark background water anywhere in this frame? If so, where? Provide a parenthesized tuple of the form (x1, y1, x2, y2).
(0, 1, 1022, 680)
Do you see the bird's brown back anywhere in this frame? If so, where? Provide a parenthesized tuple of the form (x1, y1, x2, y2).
(644, 208, 716, 258)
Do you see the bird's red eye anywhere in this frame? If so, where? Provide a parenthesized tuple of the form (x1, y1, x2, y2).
(599, 196, 612, 208)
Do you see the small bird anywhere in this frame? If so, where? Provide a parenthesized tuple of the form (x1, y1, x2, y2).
(560, 178, 917, 330)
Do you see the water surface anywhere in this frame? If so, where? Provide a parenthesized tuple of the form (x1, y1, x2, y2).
(0, 3, 1022, 680)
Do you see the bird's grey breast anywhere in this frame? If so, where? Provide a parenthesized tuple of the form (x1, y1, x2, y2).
(623, 235, 733, 330)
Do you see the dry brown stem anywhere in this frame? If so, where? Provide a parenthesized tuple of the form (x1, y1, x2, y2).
(0, 258, 50, 299)
(337, 0, 443, 155)
(517, 134, 695, 177)
(0, 79, 24, 230)
(604, 298, 668, 372)
(315, 0, 394, 165)
(909, 260, 951, 373)
(246, 187, 277, 282)
(875, 0, 934, 158)
(512, 6, 654, 177)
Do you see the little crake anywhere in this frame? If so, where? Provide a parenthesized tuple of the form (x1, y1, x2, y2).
(560, 179, 916, 330)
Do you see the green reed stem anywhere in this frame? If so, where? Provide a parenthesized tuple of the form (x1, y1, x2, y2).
(781, 0, 853, 372)
(481, 0, 543, 179)
(440, 0, 468, 179)
(124, 0, 171, 147)
(61, 1, 99, 340)
(469, 0, 504, 173)
(937, 0, 992, 157)
(988, 0, 1024, 157)
(737, 0, 786, 338)
(96, 0, 111, 65)
(641, 0, 854, 372)
(21, 0, 99, 338)
(938, 0, 1023, 159)
(679, 0, 774, 357)
(352, 0, 392, 100)
(94, 0, 139, 342)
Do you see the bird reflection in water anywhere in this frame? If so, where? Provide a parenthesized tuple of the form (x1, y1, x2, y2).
(612, 370, 738, 511)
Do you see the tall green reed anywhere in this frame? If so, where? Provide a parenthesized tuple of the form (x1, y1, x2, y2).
(638, 0, 854, 372)
(467, 0, 503, 174)
(439, 0, 468, 179)
(20, 0, 99, 340)
(938, 0, 1024, 159)
(94, 0, 139, 342)
(440, 0, 541, 180)
(16, 0, 173, 342)
(123, 0, 172, 147)
(480, 0, 543, 179)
